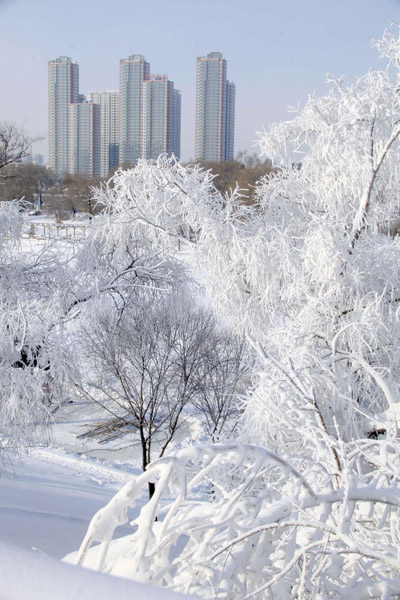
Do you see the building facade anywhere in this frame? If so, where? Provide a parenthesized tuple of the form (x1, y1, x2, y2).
(142, 75, 181, 160)
(87, 90, 119, 178)
(69, 101, 101, 178)
(48, 56, 79, 175)
(195, 52, 235, 162)
(172, 88, 181, 160)
(224, 79, 235, 161)
(119, 55, 150, 167)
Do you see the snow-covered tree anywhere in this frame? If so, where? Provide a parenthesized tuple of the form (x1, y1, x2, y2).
(0, 202, 71, 457)
(0, 180, 193, 464)
(74, 27, 400, 599)
(0, 153, 246, 466)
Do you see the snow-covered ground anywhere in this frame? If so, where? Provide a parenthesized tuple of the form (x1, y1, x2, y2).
(0, 542, 193, 600)
(0, 394, 200, 599)
(0, 445, 141, 559)
(0, 393, 147, 560)
(0, 387, 201, 564)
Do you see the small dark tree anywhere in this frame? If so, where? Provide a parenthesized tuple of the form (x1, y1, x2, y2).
(61, 174, 97, 214)
(0, 163, 56, 206)
(0, 122, 41, 172)
(79, 292, 247, 498)
(194, 152, 277, 204)
(194, 159, 244, 196)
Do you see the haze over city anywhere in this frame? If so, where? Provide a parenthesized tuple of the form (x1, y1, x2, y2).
(1, 0, 400, 163)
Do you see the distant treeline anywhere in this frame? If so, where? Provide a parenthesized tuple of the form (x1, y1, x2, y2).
(193, 151, 278, 204)
(0, 151, 276, 219)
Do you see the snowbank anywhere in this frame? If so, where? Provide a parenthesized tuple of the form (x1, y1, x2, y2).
(0, 542, 196, 600)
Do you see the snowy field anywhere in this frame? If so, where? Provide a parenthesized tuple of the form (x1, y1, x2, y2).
(0, 542, 193, 600)
(0, 446, 139, 559)
(0, 397, 190, 598)
(0, 385, 168, 559)
(0, 396, 199, 600)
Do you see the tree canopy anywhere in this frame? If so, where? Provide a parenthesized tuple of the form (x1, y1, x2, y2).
(194, 152, 277, 203)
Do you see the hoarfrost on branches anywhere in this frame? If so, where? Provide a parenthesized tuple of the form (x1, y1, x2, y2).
(74, 443, 400, 599)
(73, 26, 400, 598)
(0, 165, 208, 461)
(0, 202, 71, 456)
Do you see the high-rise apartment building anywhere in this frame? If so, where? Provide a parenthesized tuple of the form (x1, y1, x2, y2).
(119, 54, 150, 167)
(87, 90, 119, 178)
(48, 56, 79, 175)
(195, 52, 235, 162)
(142, 75, 181, 160)
(69, 101, 101, 178)
(49, 53, 181, 176)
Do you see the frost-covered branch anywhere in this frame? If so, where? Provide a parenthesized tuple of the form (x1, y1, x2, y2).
(71, 441, 400, 599)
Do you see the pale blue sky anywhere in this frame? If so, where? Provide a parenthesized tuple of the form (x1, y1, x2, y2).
(1, 0, 400, 162)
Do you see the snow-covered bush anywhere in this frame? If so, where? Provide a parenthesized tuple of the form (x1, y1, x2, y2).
(74, 442, 400, 599)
